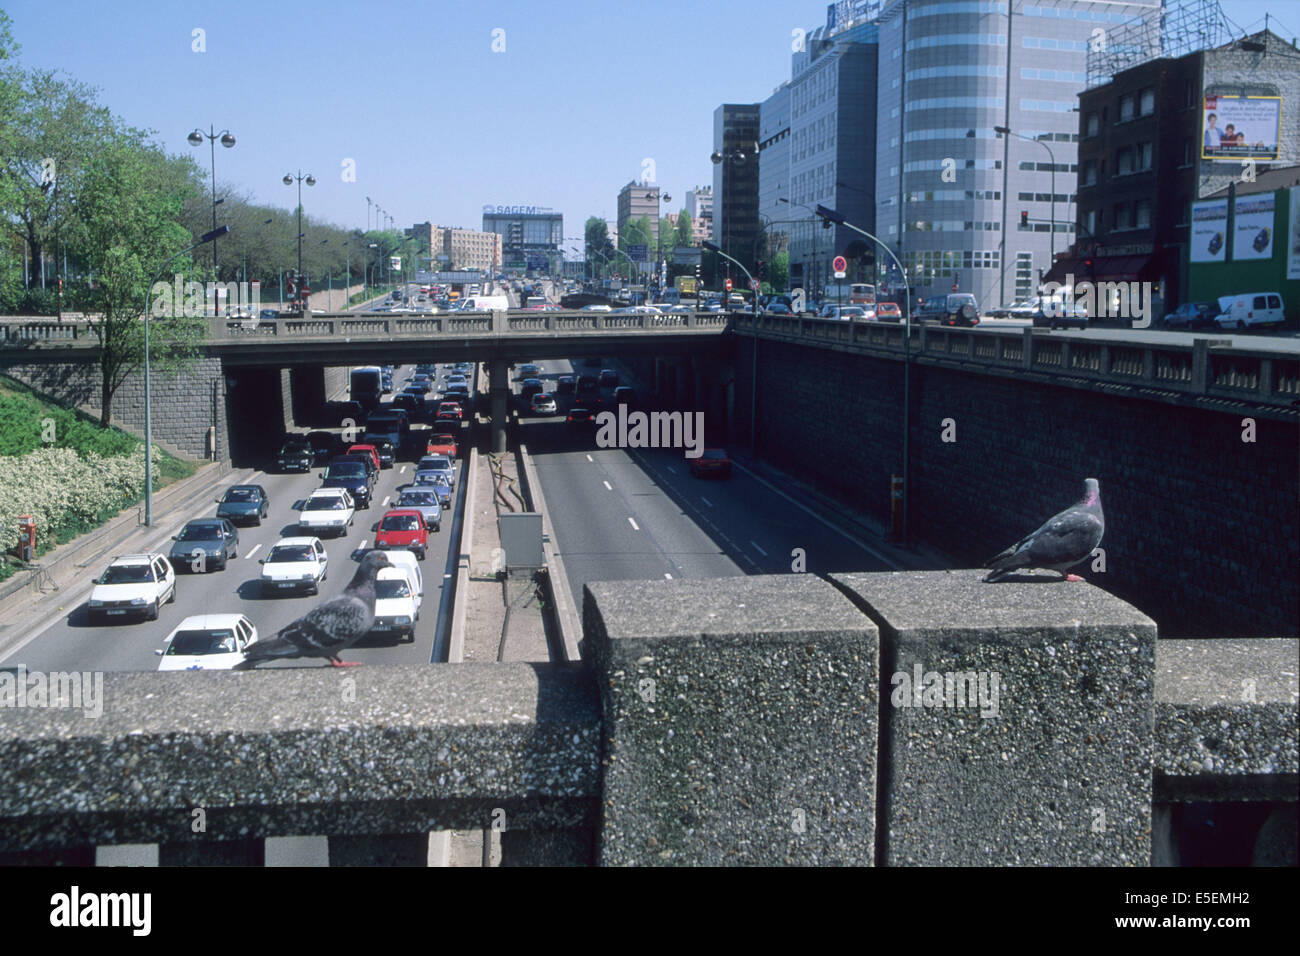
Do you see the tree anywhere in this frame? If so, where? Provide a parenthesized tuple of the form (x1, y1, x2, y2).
(584, 215, 613, 277)
(675, 209, 693, 248)
(0, 11, 22, 306)
(770, 250, 789, 292)
(657, 216, 675, 262)
(74, 137, 204, 426)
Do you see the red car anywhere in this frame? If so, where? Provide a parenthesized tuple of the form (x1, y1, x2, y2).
(425, 432, 459, 457)
(346, 444, 381, 474)
(374, 509, 429, 561)
(436, 401, 463, 423)
(690, 448, 732, 479)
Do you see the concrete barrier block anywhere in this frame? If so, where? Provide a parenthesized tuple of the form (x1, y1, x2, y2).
(584, 575, 879, 866)
(832, 569, 1156, 865)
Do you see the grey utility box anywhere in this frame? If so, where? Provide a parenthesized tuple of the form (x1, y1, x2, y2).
(499, 512, 544, 571)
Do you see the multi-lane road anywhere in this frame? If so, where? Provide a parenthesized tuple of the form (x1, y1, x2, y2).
(2, 363, 471, 673)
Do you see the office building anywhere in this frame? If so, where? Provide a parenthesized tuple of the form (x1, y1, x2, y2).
(712, 103, 761, 282)
(481, 205, 563, 272)
(876, 0, 1160, 309)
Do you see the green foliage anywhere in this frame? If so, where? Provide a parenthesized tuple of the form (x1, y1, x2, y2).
(0, 375, 139, 457)
(675, 210, 693, 248)
(770, 250, 790, 292)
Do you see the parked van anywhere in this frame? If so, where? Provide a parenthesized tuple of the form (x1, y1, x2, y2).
(458, 295, 509, 312)
(1214, 292, 1285, 330)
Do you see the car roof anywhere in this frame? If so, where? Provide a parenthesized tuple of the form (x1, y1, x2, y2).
(382, 508, 424, 517)
(308, 487, 351, 497)
(110, 554, 159, 565)
(271, 536, 324, 547)
(173, 613, 248, 630)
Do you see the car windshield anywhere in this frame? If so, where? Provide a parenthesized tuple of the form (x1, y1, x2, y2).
(306, 496, 346, 511)
(382, 515, 421, 531)
(268, 545, 315, 562)
(282, 442, 310, 453)
(327, 464, 365, 477)
(178, 523, 224, 541)
(168, 630, 238, 655)
(422, 458, 451, 470)
(400, 492, 436, 506)
(376, 579, 411, 599)
(100, 564, 154, 584)
(223, 487, 258, 502)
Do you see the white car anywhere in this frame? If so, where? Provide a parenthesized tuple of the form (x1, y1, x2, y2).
(298, 487, 355, 537)
(156, 614, 258, 671)
(581, 304, 612, 312)
(87, 554, 176, 624)
(529, 393, 558, 415)
(1214, 292, 1285, 330)
(259, 536, 329, 596)
(371, 566, 420, 642)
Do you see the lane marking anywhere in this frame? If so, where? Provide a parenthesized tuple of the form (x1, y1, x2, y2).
(399, 466, 407, 474)
(664, 573, 673, 580)
(586, 454, 593, 462)
(700, 496, 713, 508)
(750, 541, 768, 557)
(627, 517, 640, 531)
(382, 495, 390, 507)
(666, 466, 676, 474)
(603, 481, 612, 490)
(245, 543, 262, 559)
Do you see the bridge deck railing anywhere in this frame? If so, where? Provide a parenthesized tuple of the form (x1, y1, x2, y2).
(1, 573, 1293, 866)
(732, 314, 1300, 417)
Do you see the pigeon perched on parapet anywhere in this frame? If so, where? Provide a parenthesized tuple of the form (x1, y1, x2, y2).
(240, 550, 391, 667)
(983, 478, 1104, 583)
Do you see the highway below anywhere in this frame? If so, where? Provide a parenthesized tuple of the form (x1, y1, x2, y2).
(1, 363, 472, 673)
(512, 357, 904, 605)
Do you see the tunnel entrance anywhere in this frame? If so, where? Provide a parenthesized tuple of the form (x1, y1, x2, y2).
(224, 367, 286, 466)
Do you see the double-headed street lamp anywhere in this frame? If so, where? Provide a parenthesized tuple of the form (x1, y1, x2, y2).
(779, 197, 830, 300)
(282, 169, 316, 310)
(142, 225, 229, 526)
(187, 126, 235, 272)
(814, 204, 913, 546)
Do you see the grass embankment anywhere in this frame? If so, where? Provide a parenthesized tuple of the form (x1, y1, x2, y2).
(0, 376, 197, 582)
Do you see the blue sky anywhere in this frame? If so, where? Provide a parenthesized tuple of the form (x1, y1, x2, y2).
(3, 0, 1292, 254)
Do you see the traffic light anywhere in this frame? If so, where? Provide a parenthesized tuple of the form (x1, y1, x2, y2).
(757, 260, 767, 280)
(1020, 211, 1029, 228)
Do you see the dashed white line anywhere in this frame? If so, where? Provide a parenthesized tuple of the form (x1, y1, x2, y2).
(750, 541, 768, 557)
(603, 480, 612, 490)
(664, 573, 673, 580)
(700, 496, 713, 508)
(245, 543, 262, 559)
(586, 454, 594, 462)
(627, 517, 640, 531)
(382, 495, 390, 507)
(399, 466, 407, 474)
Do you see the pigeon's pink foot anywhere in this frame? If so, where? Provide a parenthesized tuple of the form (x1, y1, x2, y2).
(330, 659, 363, 667)
(1065, 573, 1085, 582)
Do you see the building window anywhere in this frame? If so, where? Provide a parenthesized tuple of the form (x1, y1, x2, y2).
(1114, 203, 1133, 230)
(1119, 94, 1135, 122)
(1139, 88, 1155, 116)
(1081, 209, 1096, 237)
(1135, 199, 1151, 228)
(1136, 142, 1153, 170)
(1085, 112, 1099, 137)
(1082, 159, 1098, 186)
(1116, 147, 1133, 176)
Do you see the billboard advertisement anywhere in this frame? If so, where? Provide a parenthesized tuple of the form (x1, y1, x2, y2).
(1289, 187, 1300, 280)
(1190, 199, 1229, 262)
(1232, 193, 1275, 261)
(1202, 95, 1281, 160)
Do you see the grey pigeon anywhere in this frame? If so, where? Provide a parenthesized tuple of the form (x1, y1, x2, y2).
(983, 478, 1104, 583)
(241, 550, 392, 667)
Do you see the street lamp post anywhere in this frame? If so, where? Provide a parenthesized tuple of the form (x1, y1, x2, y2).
(815, 204, 914, 546)
(703, 240, 759, 453)
(187, 126, 236, 273)
(282, 169, 316, 311)
(995, 125, 1057, 286)
(143, 225, 229, 525)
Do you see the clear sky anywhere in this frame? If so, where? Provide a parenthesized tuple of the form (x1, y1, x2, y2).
(3, 0, 1293, 253)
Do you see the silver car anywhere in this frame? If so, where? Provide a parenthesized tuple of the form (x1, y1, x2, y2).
(416, 455, 455, 490)
(395, 487, 443, 532)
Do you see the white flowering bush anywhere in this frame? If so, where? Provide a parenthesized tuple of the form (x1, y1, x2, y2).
(0, 445, 161, 555)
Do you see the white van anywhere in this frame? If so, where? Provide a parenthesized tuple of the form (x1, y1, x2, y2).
(457, 295, 509, 312)
(383, 549, 423, 605)
(1214, 292, 1285, 330)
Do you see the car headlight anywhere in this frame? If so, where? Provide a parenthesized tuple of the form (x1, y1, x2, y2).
(301, 573, 315, 581)
(395, 616, 412, 625)
(130, 597, 146, 605)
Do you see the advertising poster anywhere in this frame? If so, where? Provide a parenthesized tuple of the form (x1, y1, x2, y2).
(1190, 199, 1229, 262)
(1289, 187, 1300, 280)
(1232, 193, 1275, 260)
(1202, 95, 1281, 160)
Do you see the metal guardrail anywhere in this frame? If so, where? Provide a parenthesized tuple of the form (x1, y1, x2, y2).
(732, 314, 1300, 415)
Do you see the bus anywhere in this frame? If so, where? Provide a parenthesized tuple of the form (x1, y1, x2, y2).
(674, 275, 699, 296)
(823, 281, 876, 306)
(349, 366, 382, 412)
